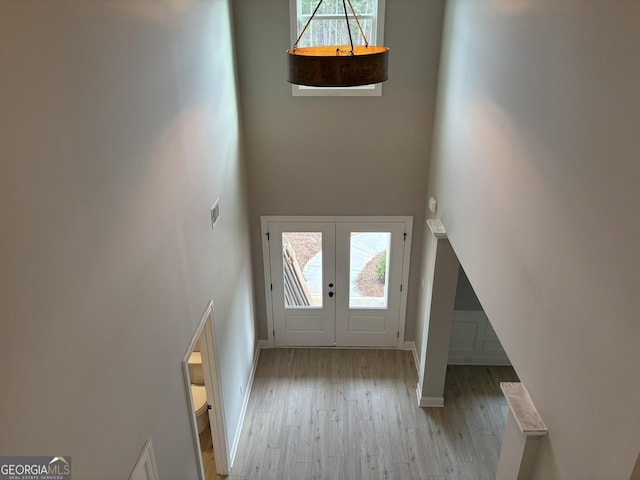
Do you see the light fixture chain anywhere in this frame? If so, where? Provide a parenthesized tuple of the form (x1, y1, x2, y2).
(294, 0, 326, 49)
(342, 0, 355, 55)
(346, 0, 369, 47)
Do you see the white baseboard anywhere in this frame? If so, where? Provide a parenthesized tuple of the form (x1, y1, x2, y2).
(415, 382, 444, 408)
(419, 396, 445, 407)
(403, 341, 419, 376)
(229, 339, 265, 467)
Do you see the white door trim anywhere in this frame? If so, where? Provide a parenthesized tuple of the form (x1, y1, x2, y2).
(268, 221, 337, 346)
(129, 439, 159, 480)
(182, 301, 230, 477)
(261, 216, 413, 348)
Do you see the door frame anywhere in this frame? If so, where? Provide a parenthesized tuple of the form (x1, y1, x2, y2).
(267, 220, 337, 346)
(182, 300, 230, 478)
(261, 216, 413, 348)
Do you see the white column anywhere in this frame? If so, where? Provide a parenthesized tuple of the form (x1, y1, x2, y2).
(416, 219, 459, 407)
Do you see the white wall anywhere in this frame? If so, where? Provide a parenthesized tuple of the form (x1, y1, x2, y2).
(0, 1, 255, 478)
(232, 0, 445, 341)
(426, 1, 640, 478)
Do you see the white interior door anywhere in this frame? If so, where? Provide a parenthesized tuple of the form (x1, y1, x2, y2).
(264, 217, 411, 347)
(199, 313, 229, 475)
(268, 222, 336, 346)
(335, 222, 406, 346)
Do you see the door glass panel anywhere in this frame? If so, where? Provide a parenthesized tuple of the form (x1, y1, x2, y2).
(349, 232, 391, 308)
(282, 232, 323, 307)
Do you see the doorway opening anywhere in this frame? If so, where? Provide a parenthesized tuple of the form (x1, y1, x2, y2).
(438, 263, 521, 478)
(261, 216, 413, 347)
(416, 220, 520, 477)
(182, 301, 229, 479)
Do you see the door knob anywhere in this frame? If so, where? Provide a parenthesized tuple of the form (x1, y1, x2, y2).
(328, 292, 334, 297)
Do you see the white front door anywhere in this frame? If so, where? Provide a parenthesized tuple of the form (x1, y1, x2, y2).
(263, 217, 412, 347)
(267, 221, 336, 346)
(335, 222, 406, 346)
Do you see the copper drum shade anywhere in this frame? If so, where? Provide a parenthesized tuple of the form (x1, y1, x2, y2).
(287, 45, 389, 87)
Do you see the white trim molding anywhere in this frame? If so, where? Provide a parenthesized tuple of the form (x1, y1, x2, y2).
(416, 382, 444, 407)
(229, 339, 265, 468)
(129, 439, 160, 480)
(183, 301, 230, 478)
(427, 218, 447, 239)
(403, 341, 419, 375)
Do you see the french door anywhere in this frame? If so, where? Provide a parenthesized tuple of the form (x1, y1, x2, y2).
(262, 217, 412, 347)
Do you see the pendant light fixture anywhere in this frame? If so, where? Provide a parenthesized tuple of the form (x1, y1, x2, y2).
(287, 0, 389, 87)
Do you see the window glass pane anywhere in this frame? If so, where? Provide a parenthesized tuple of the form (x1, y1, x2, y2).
(299, 0, 376, 17)
(297, 18, 374, 48)
(349, 232, 390, 308)
(282, 232, 323, 307)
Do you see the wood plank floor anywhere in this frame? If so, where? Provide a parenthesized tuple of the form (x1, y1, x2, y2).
(226, 348, 518, 480)
(200, 423, 225, 480)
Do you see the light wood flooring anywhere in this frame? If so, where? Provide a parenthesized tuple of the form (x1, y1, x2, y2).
(200, 423, 225, 480)
(220, 348, 518, 480)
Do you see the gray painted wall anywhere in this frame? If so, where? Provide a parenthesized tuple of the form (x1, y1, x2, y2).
(0, 1, 256, 478)
(424, 1, 640, 478)
(232, 0, 445, 342)
(454, 266, 482, 311)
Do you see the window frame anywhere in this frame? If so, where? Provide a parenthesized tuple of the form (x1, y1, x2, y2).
(288, 0, 386, 97)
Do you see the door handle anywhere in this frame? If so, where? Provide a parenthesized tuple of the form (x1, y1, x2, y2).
(328, 292, 334, 298)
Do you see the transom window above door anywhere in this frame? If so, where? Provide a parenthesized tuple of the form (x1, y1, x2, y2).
(289, 0, 387, 97)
